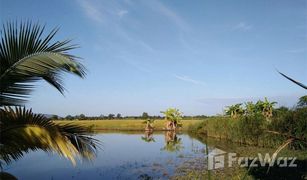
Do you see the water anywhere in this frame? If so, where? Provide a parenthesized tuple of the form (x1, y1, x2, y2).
(4, 131, 207, 179)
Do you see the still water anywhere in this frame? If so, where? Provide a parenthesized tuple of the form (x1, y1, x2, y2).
(4, 131, 207, 179)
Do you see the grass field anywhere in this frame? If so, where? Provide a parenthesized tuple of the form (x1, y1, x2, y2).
(54, 119, 202, 131)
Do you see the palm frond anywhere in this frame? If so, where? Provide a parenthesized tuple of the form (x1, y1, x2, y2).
(278, 71, 307, 90)
(0, 107, 98, 166)
(0, 21, 86, 106)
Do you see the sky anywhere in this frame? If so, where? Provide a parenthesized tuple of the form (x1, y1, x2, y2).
(1, 0, 306, 116)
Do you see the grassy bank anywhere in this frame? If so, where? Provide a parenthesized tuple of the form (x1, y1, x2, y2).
(54, 119, 202, 131)
(188, 107, 307, 149)
(174, 135, 307, 180)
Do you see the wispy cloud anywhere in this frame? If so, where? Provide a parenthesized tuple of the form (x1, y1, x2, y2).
(117, 10, 128, 18)
(78, 0, 104, 23)
(173, 74, 205, 85)
(146, 1, 190, 32)
(233, 22, 252, 31)
(286, 48, 307, 53)
(121, 58, 152, 73)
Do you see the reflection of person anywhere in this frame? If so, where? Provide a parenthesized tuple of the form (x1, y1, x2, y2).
(141, 131, 155, 142)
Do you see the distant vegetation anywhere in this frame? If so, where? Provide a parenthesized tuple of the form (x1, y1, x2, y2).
(55, 119, 201, 131)
(189, 96, 307, 150)
(51, 112, 209, 121)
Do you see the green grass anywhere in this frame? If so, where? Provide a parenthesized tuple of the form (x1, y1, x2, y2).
(54, 119, 202, 131)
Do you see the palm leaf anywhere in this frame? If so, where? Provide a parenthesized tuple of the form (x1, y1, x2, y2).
(0, 107, 98, 166)
(0, 21, 86, 106)
(278, 71, 307, 90)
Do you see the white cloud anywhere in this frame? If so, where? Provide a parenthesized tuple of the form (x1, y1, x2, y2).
(173, 74, 205, 85)
(233, 22, 252, 31)
(78, 0, 104, 23)
(117, 10, 128, 18)
(146, 1, 190, 32)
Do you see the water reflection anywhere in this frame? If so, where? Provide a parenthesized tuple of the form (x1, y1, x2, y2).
(161, 131, 183, 152)
(141, 131, 155, 143)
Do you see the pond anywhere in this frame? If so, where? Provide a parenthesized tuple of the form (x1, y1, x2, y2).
(3, 131, 307, 179)
(3, 131, 208, 179)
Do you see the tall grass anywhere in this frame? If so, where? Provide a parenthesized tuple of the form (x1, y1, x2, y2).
(188, 107, 307, 149)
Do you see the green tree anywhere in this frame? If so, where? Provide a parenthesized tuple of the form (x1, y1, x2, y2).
(142, 112, 149, 119)
(116, 113, 122, 119)
(65, 115, 74, 120)
(79, 114, 86, 120)
(0, 22, 97, 169)
(108, 114, 115, 119)
(297, 95, 307, 108)
(51, 115, 59, 120)
(161, 108, 183, 130)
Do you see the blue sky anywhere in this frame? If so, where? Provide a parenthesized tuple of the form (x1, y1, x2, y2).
(1, 0, 306, 116)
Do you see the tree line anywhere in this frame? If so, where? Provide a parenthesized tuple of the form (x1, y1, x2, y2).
(51, 112, 210, 120)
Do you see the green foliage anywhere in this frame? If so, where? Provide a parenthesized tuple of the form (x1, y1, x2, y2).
(269, 107, 307, 149)
(0, 22, 86, 106)
(189, 105, 307, 149)
(0, 22, 98, 167)
(116, 113, 122, 119)
(142, 119, 155, 124)
(226, 98, 277, 120)
(107, 114, 115, 119)
(0, 107, 98, 166)
(225, 103, 244, 118)
(142, 112, 149, 119)
(161, 108, 183, 130)
(297, 95, 307, 108)
(161, 108, 182, 123)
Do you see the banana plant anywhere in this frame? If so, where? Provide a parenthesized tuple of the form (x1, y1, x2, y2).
(225, 103, 244, 118)
(161, 108, 183, 131)
(142, 119, 155, 131)
(244, 101, 256, 115)
(255, 98, 277, 119)
(262, 97, 277, 119)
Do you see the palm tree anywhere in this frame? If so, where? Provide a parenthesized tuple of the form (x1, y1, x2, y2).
(0, 22, 98, 168)
(278, 71, 307, 90)
(225, 103, 244, 118)
(161, 108, 183, 131)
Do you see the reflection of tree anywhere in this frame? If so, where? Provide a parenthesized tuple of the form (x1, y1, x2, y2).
(161, 131, 183, 152)
(141, 131, 155, 143)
